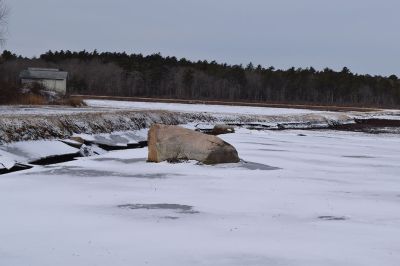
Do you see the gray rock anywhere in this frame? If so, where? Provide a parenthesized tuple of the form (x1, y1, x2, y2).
(211, 124, 235, 135)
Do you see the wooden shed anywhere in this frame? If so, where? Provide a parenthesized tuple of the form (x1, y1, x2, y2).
(19, 68, 68, 95)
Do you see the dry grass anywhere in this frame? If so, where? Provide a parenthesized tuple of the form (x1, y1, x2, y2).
(56, 96, 86, 107)
(4, 94, 86, 107)
(12, 94, 47, 105)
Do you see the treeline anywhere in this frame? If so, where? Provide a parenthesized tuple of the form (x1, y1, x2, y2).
(1, 50, 400, 107)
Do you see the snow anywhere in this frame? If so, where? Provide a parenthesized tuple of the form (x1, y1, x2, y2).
(84, 99, 400, 121)
(0, 140, 79, 163)
(0, 100, 399, 120)
(1, 99, 400, 264)
(84, 99, 325, 116)
(73, 129, 148, 146)
(0, 129, 399, 266)
(362, 114, 400, 120)
(0, 150, 17, 169)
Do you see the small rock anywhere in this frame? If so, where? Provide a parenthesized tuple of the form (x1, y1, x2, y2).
(211, 124, 235, 135)
(70, 136, 86, 144)
(61, 139, 84, 148)
(79, 144, 106, 157)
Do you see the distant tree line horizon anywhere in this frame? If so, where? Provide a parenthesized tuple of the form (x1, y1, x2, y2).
(1, 49, 400, 107)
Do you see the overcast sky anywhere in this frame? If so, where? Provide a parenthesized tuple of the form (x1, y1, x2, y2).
(4, 0, 400, 76)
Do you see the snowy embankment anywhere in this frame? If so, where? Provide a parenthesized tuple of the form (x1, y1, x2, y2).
(1, 129, 399, 266)
(0, 109, 212, 143)
(0, 100, 369, 144)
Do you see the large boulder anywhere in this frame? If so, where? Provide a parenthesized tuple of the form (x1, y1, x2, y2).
(148, 124, 240, 165)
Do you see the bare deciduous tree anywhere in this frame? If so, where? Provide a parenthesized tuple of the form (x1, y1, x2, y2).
(0, 0, 8, 46)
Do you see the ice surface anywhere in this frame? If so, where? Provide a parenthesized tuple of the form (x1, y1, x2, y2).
(0, 129, 399, 266)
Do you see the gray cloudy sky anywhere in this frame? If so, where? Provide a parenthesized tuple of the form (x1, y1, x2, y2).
(4, 0, 400, 75)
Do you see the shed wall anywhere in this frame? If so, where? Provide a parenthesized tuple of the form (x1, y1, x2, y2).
(21, 79, 67, 95)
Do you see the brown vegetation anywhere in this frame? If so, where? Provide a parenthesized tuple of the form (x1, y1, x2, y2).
(55, 96, 86, 107)
(0, 80, 86, 107)
(12, 94, 47, 105)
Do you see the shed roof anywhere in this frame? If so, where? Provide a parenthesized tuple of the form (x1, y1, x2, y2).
(19, 68, 68, 80)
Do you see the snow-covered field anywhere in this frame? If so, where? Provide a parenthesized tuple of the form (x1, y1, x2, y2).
(1, 128, 399, 266)
(85, 99, 325, 116)
(0, 101, 323, 116)
(1, 100, 399, 119)
(84, 99, 400, 118)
